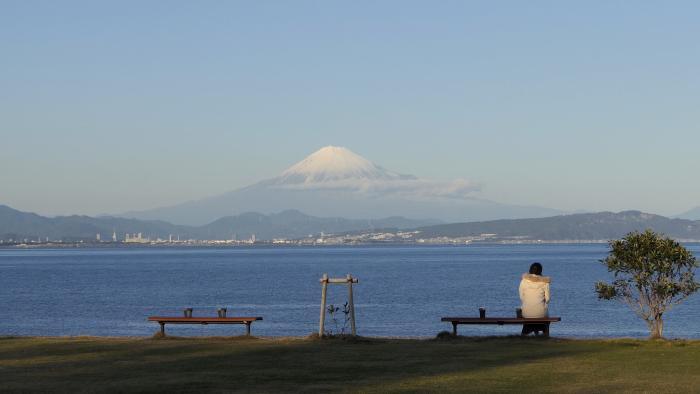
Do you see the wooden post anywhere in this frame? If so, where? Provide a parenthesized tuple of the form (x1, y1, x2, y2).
(160, 322, 165, 336)
(347, 274, 357, 336)
(319, 273, 328, 337)
(245, 321, 251, 336)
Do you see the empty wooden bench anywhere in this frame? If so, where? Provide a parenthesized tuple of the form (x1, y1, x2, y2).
(148, 316, 263, 336)
(441, 316, 561, 337)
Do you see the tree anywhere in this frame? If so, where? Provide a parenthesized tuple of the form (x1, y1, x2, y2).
(595, 230, 699, 339)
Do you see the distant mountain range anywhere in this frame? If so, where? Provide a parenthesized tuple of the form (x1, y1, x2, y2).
(121, 146, 562, 225)
(0, 205, 438, 241)
(3, 204, 700, 243)
(414, 210, 700, 241)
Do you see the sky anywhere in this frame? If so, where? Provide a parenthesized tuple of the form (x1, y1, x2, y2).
(1, 1, 699, 217)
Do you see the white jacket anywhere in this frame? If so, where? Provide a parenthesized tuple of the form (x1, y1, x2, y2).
(519, 273, 551, 318)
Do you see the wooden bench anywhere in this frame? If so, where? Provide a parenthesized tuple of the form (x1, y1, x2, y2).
(148, 316, 263, 336)
(441, 317, 561, 337)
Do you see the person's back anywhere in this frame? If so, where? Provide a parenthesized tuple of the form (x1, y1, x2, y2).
(519, 262, 551, 318)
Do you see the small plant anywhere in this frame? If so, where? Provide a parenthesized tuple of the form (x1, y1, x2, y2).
(595, 230, 699, 339)
(325, 301, 351, 336)
(436, 331, 454, 340)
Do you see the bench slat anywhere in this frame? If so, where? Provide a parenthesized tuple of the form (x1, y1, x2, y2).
(441, 317, 560, 324)
(148, 316, 262, 323)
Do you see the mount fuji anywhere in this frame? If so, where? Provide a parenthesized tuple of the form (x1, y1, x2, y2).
(122, 146, 561, 225)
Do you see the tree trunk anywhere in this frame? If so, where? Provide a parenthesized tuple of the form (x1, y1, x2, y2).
(649, 315, 664, 339)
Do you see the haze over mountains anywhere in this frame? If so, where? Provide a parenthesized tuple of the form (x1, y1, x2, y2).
(4, 146, 699, 242)
(121, 146, 561, 225)
(675, 207, 700, 221)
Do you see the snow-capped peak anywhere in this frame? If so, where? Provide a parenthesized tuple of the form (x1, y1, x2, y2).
(262, 145, 478, 200)
(277, 146, 410, 184)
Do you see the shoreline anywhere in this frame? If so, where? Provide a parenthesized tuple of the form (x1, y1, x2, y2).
(4, 241, 700, 249)
(3, 334, 700, 342)
(3, 240, 700, 249)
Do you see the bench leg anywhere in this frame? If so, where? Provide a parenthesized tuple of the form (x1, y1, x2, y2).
(160, 322, 166, 337)
(452, 322, 458, 336)
(245, 322, 251, 336)
(544, 323, 550, 338)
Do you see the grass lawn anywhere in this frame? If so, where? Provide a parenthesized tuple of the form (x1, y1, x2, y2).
(1, 335, 699, 393)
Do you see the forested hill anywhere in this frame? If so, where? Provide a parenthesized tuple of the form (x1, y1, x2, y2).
(415, 211, 700, 241)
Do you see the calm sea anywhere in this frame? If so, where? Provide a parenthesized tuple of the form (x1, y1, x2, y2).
(0, 244, 698, 338)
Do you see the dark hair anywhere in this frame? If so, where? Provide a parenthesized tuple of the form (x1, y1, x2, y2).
(529, 262, 543, 276)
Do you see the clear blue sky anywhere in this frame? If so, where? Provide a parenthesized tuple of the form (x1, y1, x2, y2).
(1, 1, 698, 216)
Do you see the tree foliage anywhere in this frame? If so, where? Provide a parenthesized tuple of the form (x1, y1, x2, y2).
(595, 230, 699, 339)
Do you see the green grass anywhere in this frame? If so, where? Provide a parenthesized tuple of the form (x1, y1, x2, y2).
(1, 335, 699, 393)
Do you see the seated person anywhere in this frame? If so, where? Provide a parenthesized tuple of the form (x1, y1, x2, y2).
(519, 262, 551, 335)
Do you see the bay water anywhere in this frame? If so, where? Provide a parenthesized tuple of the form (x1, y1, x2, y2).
(1, 244, 698, 338)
